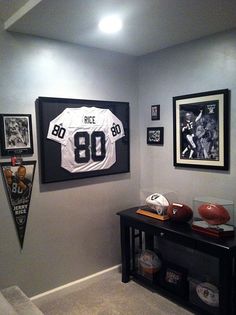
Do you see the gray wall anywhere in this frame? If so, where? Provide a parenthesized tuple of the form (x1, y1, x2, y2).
(138, 29, 236, 216)
(1, 19, 236, 297)
(0, 22, 140, 296)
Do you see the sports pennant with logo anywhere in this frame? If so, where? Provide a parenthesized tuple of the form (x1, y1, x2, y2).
(1, 161, 36, 249)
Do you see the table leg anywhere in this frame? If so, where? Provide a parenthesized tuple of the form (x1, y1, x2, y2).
(219, 255, 233, 315)
(120, 217, 130, 283)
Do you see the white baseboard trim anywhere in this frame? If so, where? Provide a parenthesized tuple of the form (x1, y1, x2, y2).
(31, 264, 121, 301)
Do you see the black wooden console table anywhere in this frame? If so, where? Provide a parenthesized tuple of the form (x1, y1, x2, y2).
(117, 206, 236, 315)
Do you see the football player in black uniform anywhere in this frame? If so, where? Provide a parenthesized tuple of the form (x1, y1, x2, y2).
(4, 165, 31, 204)
(181, 109, 203, 159)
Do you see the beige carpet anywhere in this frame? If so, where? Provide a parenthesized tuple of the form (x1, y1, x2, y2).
(35, 269, 195, 315)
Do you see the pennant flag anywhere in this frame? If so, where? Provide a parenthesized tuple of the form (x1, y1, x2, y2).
(1, 161, 36, 249)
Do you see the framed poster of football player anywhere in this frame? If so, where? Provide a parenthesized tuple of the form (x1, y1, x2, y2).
(0, 114, 34, 156)
(36, 97, 130, 183)
(173, 89, 229, 170)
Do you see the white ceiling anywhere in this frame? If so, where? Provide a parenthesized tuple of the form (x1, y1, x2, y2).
(1, 0, 236, 56)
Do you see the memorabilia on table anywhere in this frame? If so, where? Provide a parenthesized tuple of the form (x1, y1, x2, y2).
(137, 249, 162, 281)
(192, 202, 234, 238)
(136, 193, 170, 220)
(196, 282, 219, 308)
(167, 203, 193, 223)
(189, 277, 219, 314)
(160, 262, 188, 297)
(1, 160, 36, 249)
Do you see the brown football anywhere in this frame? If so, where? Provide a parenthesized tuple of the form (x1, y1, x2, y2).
(167, 203, 193, 222)
(198, 203, 230, 225)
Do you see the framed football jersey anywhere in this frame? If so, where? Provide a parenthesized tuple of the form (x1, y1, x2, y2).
(36, 97, 130, 183)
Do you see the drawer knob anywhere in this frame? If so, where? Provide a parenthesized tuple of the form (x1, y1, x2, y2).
(160, 232, 165, 237)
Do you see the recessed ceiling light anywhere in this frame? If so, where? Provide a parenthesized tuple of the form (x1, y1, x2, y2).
(98, 16, 122, 34)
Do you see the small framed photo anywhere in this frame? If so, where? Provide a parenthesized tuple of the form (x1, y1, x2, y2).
(173, 89, 229, 170)
(151, 105, 160, 120)
(160, 261, 188, 297)
(0, 114, 34, 156)
(147, 127, 164, 145)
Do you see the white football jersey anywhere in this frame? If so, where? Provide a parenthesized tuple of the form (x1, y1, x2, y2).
(47, 107, 125, 173)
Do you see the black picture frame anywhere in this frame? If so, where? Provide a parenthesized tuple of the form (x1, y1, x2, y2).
(0, 114, 34, 156)
(173, 89, 229, 170)
(147, 127, 164, 145)
(36, 97, 130, 183)
(151, 105, 160, 120)
(160, 261, 188, 297)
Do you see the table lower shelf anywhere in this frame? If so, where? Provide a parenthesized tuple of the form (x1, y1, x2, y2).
(131, 271, 220, 315)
